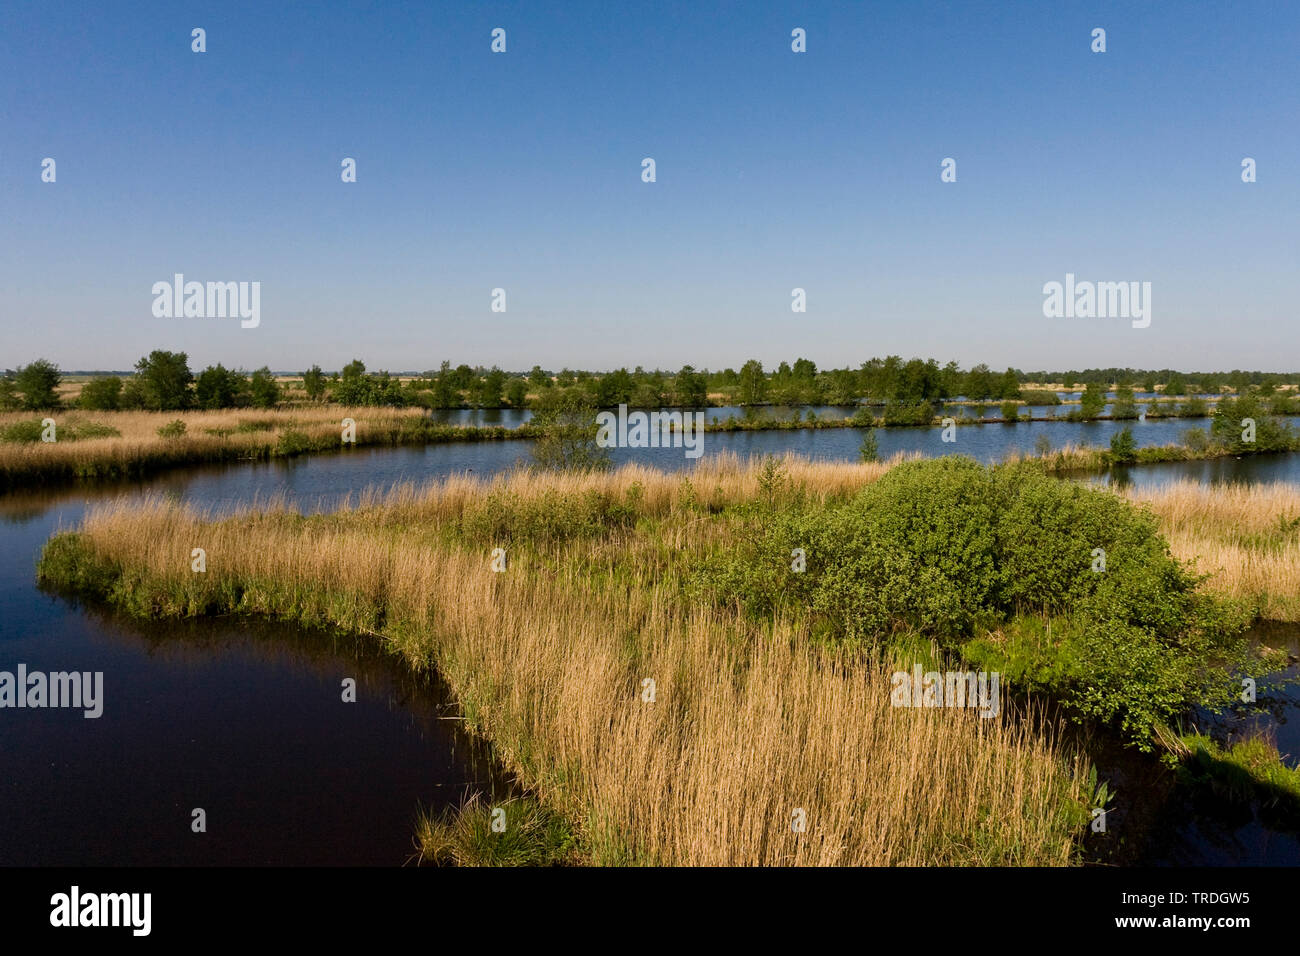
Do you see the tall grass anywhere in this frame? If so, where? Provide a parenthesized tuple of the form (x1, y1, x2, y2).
(1124, 480, 1300, 621)
(40, 453, 1092, 866)
(0, 407, 524, 490)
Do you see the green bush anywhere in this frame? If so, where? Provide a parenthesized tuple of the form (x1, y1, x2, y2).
(1211, 394, 1295, 453)
(0, 418, 121, 443)
(275, 429, 314, 456)
(1109, 427, 1137, 464)
(999, 401, 1020, 422)
(694, 457, 1259, 749)
(156, 419, 187, 439)
(1, 419, 48, 443)
(857, 429, 879, 462)
(78, 376, 123, 410)
(881, 400, 933, 426)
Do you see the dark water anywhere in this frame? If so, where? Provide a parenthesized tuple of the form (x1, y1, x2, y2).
(1123, 622, 1300, 866)
(0, 490, 510, 866)
(4, 418, 1300, 865)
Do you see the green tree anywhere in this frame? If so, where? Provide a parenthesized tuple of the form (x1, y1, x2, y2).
(1163, 372, 1187, 397)
(1109, 427, 1137, 464)
(249, 367, 280, 408)
(506, 378, 529, 408)
(14, 359, 62, 410)
(858, 429, 880, 462)
(737, 360, 767, 405)
(1078, 381, 1107, 420)
(529, 389, 611, 472)
(997, 367, 1020, 400)
(431, 361, 459, 408)
(134, 351, 193, 410)
(674, 365, 708, 406)
(195, 364, 246, 409)
(474, 367, 507, 408)
(302, 365, 326, 401)
(965, 363, 996, 400)
(595, 368, 634, 407)
(1111, 383, 1139, 420)
(78, 375, 123, 411)
(333, 360, 373, 405)
(1211, 394, 1293, 454)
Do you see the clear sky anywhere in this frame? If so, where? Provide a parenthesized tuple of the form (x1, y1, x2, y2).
(2, 0, 1297, 374)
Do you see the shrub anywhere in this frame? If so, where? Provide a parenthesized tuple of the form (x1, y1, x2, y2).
(156, 419, 187, 439)
(1109, 427, 1137, 464)
(999, 401, 1020, 422)
(850, 405, 876, 427)
(275, 429, 314, 456)
(78, 376, 123, 411)
(1181, 428, 1210, 453)
(14, 359, 62, 410)
(0, 419, 47, 443)
(858, 429, 879, 462)
(881, 400, 933, 426)
(0, 418, 121, 443)
(529, 390, 611, 472)
(1211, 394, 1295, 454)
(695, 457, 1259, 749)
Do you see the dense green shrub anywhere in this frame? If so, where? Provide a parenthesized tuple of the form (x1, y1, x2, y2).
(1109, 427, 1137, 464)
(1018, 389, 1060, 406)
(0, 418, 120, 443)
(693, 457, 1259, 749)
(275, 429, 314, 456)
(881, 400, 933, 426)
(78, 376, 123, 410)
(1211, 395, 1295, 453)
(156, 419, 187, 439)
(858, 429, 879, 462)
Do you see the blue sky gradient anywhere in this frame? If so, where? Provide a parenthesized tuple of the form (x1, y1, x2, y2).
(2, 1, 1297, 372)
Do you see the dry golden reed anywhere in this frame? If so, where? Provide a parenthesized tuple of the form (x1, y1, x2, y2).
(1123, 479, 1300, 621)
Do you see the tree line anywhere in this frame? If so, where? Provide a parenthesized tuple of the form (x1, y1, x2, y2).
(4, 352, 1299, 412)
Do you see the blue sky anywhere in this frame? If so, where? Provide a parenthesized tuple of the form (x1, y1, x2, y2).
(2, 1, 1297, 373)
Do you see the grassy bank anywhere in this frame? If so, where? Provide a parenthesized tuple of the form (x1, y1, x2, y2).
(0, 407, 534, 491)
(39, 455, 1100, 866)
(4, 402, 1293, 493)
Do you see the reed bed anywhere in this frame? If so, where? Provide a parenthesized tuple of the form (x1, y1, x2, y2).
(0, 407, 520, 489)
(1123, 480, 1300, 621)
(42, 455, 1092, 866)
